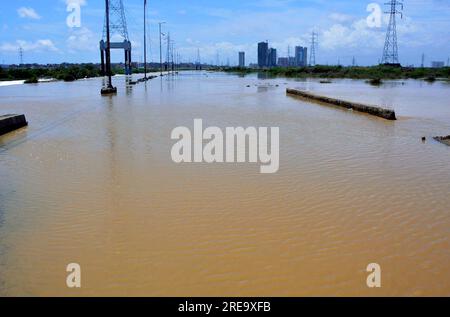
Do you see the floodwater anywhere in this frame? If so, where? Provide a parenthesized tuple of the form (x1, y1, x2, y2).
(0, 72, 449, 296)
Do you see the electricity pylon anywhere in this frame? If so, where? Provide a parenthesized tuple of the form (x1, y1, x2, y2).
(100, 0, 132, 75)
(381, 0, 403, 65)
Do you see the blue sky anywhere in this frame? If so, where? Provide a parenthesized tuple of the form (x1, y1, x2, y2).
(0, 0, 449, 66)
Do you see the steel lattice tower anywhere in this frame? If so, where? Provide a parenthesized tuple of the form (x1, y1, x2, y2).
(381, 0, 403, 65)
(18, 47, 24, 65)
(100, 0, 132, 75)
(102, 0, 129, 41)
(309, 31, 318, 66)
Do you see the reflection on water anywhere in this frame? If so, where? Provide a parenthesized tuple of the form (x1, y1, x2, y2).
(0, 72, 449, 296)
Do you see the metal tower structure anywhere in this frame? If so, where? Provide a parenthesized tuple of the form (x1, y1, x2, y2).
(309, 31, 318, 66)
(381, 0, 403, 65)
(196, 48, 202, 70)
(18, 47, 24, 65)
(100, 0, 132, 75)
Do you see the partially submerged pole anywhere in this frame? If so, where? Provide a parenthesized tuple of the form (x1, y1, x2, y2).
(101, 0, 117, 95)
(143, 0, 147, 80)
(286, 88, 397, 120)
(158, 22, 165, 77)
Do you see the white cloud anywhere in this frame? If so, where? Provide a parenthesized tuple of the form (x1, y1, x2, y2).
(67, 27, 97, 52)
(321, 14, 420, 53)
(65, 0, 87, 5)
(17, 7, 41, 20)
(0, 40, 58, 52)
(321, 19, 385, 51)
(329, 13, 353, 23)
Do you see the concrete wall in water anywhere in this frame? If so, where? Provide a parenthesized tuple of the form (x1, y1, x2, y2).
(0, 114, 28, 136)
(286, 88, 397, 121)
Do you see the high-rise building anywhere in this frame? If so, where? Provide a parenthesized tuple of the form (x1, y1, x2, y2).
(258, 42, 269, 68)
(431, 61, 445, 68)
(277, 57, 289, 67)
(295, 46, 308, 67)
(288, 57, 296, 67)
(239, 52, 245, 67)
(268, 48, 277, 67)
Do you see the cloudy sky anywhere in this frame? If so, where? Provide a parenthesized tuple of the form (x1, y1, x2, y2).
(0, 0, 449, 66)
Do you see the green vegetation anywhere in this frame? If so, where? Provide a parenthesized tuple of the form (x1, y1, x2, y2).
(367, 78, 382, 86)
(24, 76, 38, 84)
(0, 64, 103, 82)
(223, 65, 450, 81)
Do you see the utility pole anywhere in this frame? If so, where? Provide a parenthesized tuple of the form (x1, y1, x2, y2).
(309, 31, 318, 66)
(101, 0, 117, 95)
(381, 0, 403, 65)
(143, 0, 147, 79)
(171, 41, 175, 73)
(166, 32, 171, 74)
(158, 22, 165, 76)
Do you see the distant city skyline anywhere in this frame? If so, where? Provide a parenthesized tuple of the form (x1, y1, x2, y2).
(0, 0, 449, 66)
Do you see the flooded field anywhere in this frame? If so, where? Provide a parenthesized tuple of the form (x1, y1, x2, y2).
(0, 72, 449, 296)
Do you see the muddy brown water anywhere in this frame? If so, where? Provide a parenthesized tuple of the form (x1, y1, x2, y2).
(0, 72, 449, 296)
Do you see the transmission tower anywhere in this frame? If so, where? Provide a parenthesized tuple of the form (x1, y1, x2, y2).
(381, 0, 403, 65)
(100, 0, 132, 75)
(309, 31, 318, 66)
(19, 47, 24, 65)
(196, 48, 202, 70)
(421, 53, 425, 68)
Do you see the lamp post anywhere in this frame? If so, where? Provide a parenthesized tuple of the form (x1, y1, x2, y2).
(158, 22, 166, 76)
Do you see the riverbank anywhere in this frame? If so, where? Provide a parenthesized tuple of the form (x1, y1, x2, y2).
(0, 64, 103, 83)
(0, 64, 166, 86)
(223, 65, 450, 81)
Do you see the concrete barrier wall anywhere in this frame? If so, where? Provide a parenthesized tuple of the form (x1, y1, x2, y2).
(286, 88, 397, 121)
(0, 114, 28, 136)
